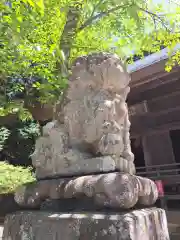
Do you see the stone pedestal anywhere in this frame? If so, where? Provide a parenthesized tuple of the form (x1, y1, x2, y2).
(3, 208, 169, 240)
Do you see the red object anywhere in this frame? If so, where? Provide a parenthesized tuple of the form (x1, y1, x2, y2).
(155, 180, 164, 197)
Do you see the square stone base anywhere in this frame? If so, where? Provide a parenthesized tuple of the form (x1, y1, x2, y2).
(3, 208, 169, 240)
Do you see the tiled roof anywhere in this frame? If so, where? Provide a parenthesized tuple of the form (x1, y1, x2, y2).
(127, 43, 180, 73)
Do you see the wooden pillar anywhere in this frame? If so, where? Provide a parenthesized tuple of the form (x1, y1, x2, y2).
(142, 131, 175, 166)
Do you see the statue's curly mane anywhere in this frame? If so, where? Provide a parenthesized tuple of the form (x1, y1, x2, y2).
(72, 52, 120, 68)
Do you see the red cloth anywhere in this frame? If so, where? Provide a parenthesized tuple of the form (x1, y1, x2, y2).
(155, 180, 164, 197)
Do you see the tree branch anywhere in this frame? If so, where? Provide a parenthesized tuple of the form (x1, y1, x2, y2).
(138, 7, 171, 32)
(90, 0, 105, 19)
(78, 4, 125, 31)
(170, 0, 180, 7)
(78, 3, 173, 33)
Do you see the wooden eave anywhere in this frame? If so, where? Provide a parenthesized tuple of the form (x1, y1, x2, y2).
(127, 45, 180, 105)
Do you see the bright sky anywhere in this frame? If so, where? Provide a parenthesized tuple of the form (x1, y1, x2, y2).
(152, 0, 179, 12)
(120, 0, 179, 58)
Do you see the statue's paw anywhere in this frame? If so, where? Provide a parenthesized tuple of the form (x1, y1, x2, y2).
(14, 181, 50, 208)
(113, 156, 136, 174)
(14, 182, 41, 208)
(136, 176, 158, 206)
(93, 173, 139, 209)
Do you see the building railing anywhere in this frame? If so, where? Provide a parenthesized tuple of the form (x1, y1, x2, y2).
(136, 163, 180, 209)
(136, 163, 180, 181)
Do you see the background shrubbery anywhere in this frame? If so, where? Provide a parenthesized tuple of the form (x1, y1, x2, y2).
(0, 162, 35, 194)
(0, 119, 39, 194)
(0, 119, 40, 166)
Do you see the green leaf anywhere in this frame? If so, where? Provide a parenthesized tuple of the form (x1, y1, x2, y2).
(35, 0, 45, 15)
(0, 0, 179, 119)
(26, 0, 35, 7)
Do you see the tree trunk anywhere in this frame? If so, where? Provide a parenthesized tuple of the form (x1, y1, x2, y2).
(54, 1, 83, 120)
(57, 1, 83, 71)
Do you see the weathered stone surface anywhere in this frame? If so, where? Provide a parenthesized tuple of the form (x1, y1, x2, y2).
(31, 53, 135, 179)
(40, 198, 102, 212)
(14, 172, 158, 209)
(3, 208, 169, 240)
(0, 226, 3, 240)
(137, 176, 159, 205)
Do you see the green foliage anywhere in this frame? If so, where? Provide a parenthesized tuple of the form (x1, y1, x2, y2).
(0, 120, 40, 166)
(0, 0, 180, 117)
(0, 161, 35, 194)
(18, 122, 40, 139)
(0, 127, 10, 151)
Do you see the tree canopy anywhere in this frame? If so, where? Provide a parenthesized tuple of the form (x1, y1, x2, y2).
(0, 0, 180, 120)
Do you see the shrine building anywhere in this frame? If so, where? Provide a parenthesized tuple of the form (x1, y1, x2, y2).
(127, 45, 180, 170)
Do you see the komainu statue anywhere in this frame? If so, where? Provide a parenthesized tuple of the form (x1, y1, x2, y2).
(32, 53, 135, 179)
(15, 52, 158, 210)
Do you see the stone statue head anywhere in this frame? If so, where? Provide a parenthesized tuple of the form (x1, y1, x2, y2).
(68, 52, 131, 99)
